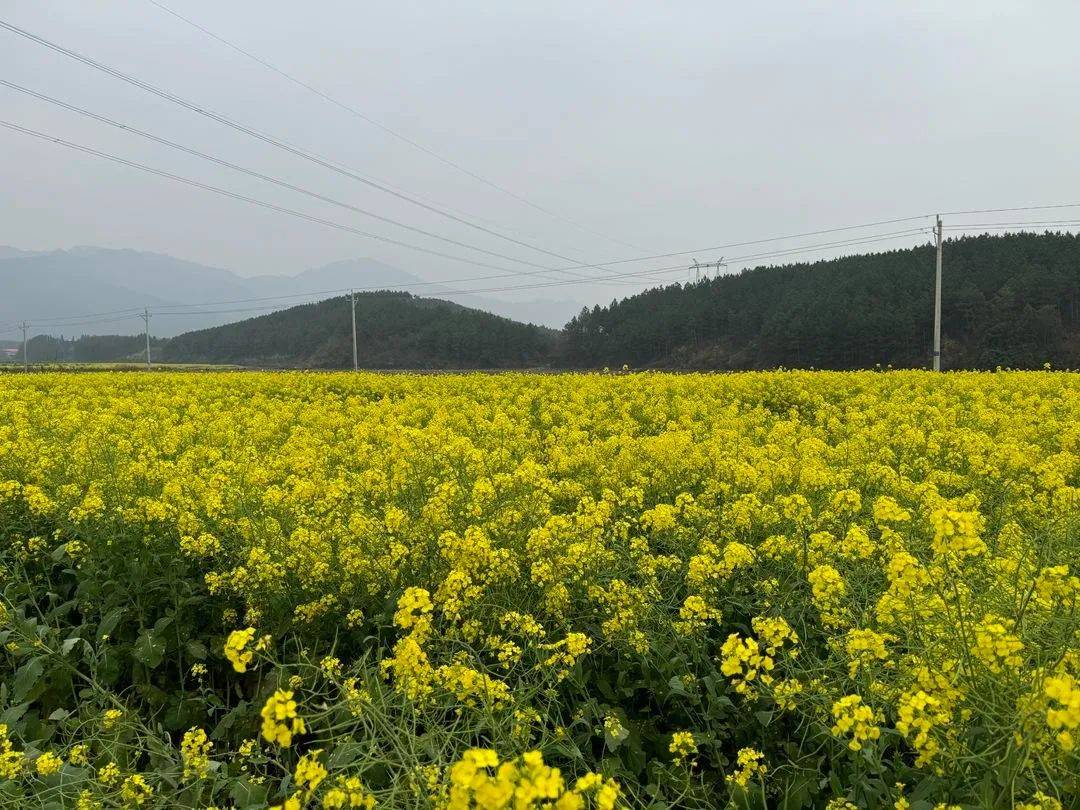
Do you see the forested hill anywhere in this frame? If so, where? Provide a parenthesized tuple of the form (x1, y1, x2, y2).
(160, 291, 557, 368)
(11, 233, 1080, 370)
(561, 232, 1080, 370)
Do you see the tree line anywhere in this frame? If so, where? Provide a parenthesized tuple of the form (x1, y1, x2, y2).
(159, 291, 557, 368)
(561, 232, 1080, 369)
(6, 233, 1078, 370)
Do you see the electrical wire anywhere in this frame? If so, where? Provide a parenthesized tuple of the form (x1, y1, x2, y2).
(141, 0, 647, 252)
(0, 80, 665, 286)
(10, 228, 931, 331)
(0, 119, 566, 278)
(532, 214, 936, 272)
(6, 20, 1080, 293)
(5, 118, 918, 301)
(941, 220, 1080, 230)
(138, 229, 934, 318)
(144, 228, 928, 314)
(0, 115, 933, 324)
(18, 306, 146, 324)
(0, 82, 626, 287)
(0, 19, 654, 282)
(941, 203, 1080, 217)
(0, 28, 946, 278)
(18, 314, 144, 331)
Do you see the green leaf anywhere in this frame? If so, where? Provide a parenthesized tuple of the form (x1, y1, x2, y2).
(153, 616, 174, 634)
(0, 702, 30, 727)
(229, 778, 268, 808)
(210, 700, 250, 739)
(98, 608, 125, 641)
(328, 741, 364, 769)
(667, 675, 688, 697)
(602, 713, 630, 751)
(133, 630, 166, 669)
(12, 657, 44, 703)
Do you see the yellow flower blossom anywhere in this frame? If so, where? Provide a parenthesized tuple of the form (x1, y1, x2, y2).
(831, 695, 882, 751)
(180, 727, 213, 780)
(34, 751, 63, 777)
(727, 747, 766, 787)
(260, 690, 306, 747)
(224, 627, 258, 673)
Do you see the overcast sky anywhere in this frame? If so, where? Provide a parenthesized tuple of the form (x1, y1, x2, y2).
(3, 0, 1079, 308)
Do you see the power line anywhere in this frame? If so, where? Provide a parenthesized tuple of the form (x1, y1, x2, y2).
(137, 228, 932, 315)
(136, 6, 566, 250)
(52, 229, 931, 325)
(21, 314, 145, 330)
(16, 305, 146, 324)
(9, 227, 931, 334)
(3, 79, 935, 283)
(942, 203, 1080, 217)
(0, 80, 631, 286)
(0, 115, 934, 323)
(0, 22, 949, 278)
(0, 119, 564, 278)
(531, 208, 1080, 274)
(540, 214, 936, 272)
(0, 18, 653, 283)
(8, 117, 911, 302)
(941, 220, 1080, 230)
(141, 0, 647, 252)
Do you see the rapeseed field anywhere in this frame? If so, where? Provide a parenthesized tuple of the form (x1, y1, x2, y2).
(0, 371, 1077, 808)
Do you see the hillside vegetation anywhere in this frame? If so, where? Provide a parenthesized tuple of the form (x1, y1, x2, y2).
(160, 291, 557, 368)
(9, 233, 1079, 370)
(563, 232, 1080, 369)
(23, 334, 167, 364)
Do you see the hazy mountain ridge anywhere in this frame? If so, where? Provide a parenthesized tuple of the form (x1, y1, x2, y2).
(0, 247, 579, 335)
(5, 233, 1079, 370)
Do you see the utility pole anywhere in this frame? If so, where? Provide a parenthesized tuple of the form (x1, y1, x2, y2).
(933, 215, 943, 371)
(350, 290, 358, 371)
(19, 321, 29, 372)
(141, 308, 152, 369)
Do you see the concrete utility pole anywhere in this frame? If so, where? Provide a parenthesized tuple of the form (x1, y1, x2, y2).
(20, 321, 29, 372)
(350, 290, 358, 371)
(933, 215, 943, 371)
(141, 308, 152, 369)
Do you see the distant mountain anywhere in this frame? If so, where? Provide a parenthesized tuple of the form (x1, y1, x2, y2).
(9, 233, 1078, 371)
(245, 258, 422, 298)
(161, 291, 557, 368)
(0, 246, 42, 260)
(0, 248, 421, 337)
(0, 247, 580, 335)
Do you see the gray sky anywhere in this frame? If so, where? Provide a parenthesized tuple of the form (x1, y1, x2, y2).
(3, 0, 1080, 308)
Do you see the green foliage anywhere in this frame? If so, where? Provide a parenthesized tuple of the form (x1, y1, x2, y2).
(21, 334, 167, 364)
(161, 292, 558, 369)
(12, 233, 1080, 372)
(561, 232, 1080, 370)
